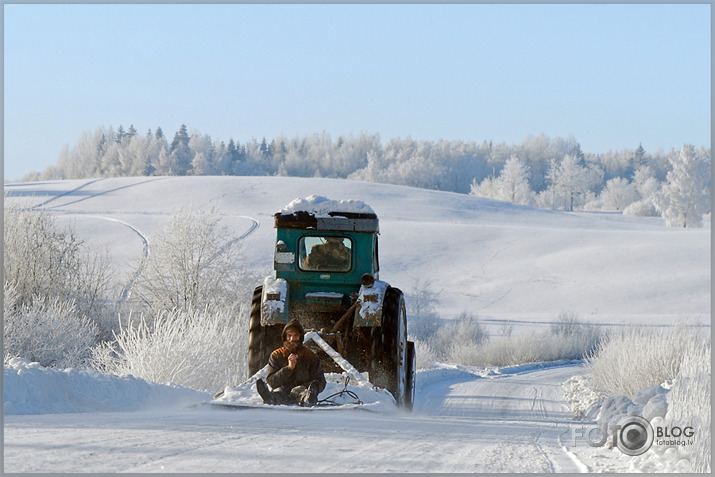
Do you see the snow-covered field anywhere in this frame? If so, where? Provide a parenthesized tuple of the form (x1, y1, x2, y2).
(4, 176, 711, 473)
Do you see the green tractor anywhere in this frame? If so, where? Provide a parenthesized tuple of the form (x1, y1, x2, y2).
(248, 196, 416, 410)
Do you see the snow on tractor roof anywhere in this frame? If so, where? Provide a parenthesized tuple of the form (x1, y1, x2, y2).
(281, 195, 375, 217)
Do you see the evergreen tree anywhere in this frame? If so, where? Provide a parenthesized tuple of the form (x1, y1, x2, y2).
(259, 137, 271, 158)
(115, 125, 126, 143)
(634, 143, 646, 166)
(171, 124, 190, 152)
(227, 139, 239, 164)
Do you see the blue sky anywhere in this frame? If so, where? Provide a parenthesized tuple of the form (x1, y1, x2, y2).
(3, 3, 711, 181)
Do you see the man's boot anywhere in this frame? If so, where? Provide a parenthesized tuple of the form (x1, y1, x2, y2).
(300, 381, 320, 407)
(256, 379, 276, 405)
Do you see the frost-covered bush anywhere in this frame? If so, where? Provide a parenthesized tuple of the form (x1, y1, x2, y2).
(411, 311, 602, 368)
(4, 283, 99, 368)
(623, 199, 660, 217)
(662, 341, 711, 472)
(128, 207, 257, 315)
(412, 338, 440, 370)
(92, 305, 248, 392)
(586, 324, 702, 398)
(436, 312, 489, 365)
(4, 204, 115, 336)
(474, 313, 601, 367)
(580, 334, 710, 472)
(408, 312, 488, 368)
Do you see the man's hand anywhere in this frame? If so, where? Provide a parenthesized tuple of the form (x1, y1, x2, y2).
(288, 353, 298, 369)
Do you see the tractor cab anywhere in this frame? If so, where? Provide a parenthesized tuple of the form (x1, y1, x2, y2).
(271, 209, 380, 317)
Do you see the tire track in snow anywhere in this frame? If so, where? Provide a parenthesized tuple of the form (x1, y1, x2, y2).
(82, 215, 150, 305)
(415, 361, 591, 472)
(30, 178, 106, 210)
(206, 215, 260, 265)
(26, 178, 261, 304)
(41, 177, 166, 210)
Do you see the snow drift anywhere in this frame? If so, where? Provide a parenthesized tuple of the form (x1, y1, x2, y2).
(4, 358, 209, 415)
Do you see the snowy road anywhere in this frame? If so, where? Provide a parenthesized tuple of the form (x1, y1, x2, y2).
(4, 362, 589, 473)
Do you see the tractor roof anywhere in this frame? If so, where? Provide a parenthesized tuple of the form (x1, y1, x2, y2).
(275, 195, 379, 232)
(274, 210, 379, 232)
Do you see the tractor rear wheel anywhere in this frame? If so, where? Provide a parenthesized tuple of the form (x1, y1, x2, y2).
(405, 340, 416, 411)
(368, 287, 409, 408)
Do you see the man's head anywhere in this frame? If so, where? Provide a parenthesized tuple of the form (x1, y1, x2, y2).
(282, 319, 304, 353)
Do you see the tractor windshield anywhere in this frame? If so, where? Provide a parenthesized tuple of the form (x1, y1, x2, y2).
(299, 236, 352, 272)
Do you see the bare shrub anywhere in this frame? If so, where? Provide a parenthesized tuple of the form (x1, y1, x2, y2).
(406, 278, 441, 319)
(92, 305, 248, 392)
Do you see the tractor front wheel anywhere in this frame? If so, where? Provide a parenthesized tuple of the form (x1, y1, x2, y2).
(247, 286, 281, 377)
(247, 286, 265, 376)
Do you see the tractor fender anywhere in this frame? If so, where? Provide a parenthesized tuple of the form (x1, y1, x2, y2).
(353, 279, 389, 327)
(261, 275, 290, 326)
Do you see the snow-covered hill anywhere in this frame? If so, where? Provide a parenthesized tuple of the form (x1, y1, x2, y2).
(5, 175, 710, 328)
(4, 176, 711, 473)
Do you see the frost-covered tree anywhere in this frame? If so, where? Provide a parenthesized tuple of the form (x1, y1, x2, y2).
(542, 155, 593, 211)
(495, 155, 532, 204)
(654, 144, 711, 227)
(129, 207, 255, 314)
(3, 205, 116, 341)
(470, 156, 533, 205)
(170, 143, 193, 175)
(632, 165, 661, 202)
(623, 165, 662, 217)
(4, 205, 114, 315)
(598, 177, 638, 211)
(188, 133, 217, 175)
(213, 141, 232, 175)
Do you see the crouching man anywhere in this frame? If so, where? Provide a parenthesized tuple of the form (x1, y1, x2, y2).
(256, 319, 326, 407)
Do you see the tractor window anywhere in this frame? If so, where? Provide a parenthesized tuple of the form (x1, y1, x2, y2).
(299, 236, 352, 272)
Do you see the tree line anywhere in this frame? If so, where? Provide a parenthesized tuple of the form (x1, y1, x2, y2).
(22, 124, 711, 226)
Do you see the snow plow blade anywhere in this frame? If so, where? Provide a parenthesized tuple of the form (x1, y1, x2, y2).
(210, 332, 396, 412)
